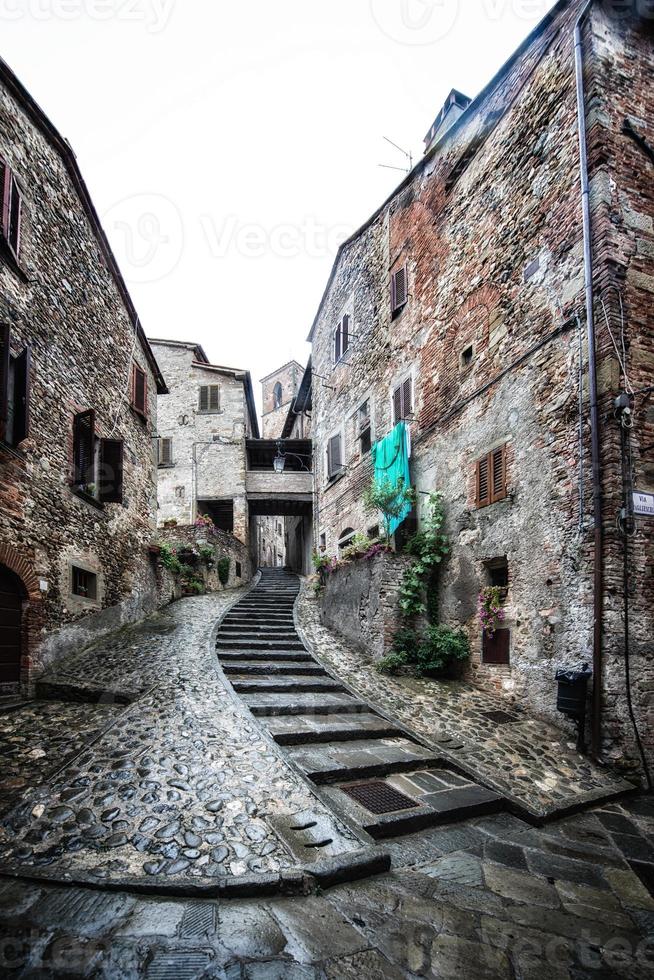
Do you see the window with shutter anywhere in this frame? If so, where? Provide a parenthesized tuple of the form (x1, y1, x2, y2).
(392, 375, 412, 424)
(158, 437, 173, 467)
(475, 444, 507, 508)
(199, 385, 220, 413)
(341, 314, 350, 357)
(73, 410, 95, 488)
(98, 439, 124, 503)
(358, 399, 371, 455)
(482, 628, 510, 664)
(391, 265, 408, 315)
(11, 347, 30, 445)
(0, 323, 9, 443)
(333, 323, 341, 364)
(131, 364, 147, 417)
(327, 433, 342, 479)
(0, 161, 21, 261)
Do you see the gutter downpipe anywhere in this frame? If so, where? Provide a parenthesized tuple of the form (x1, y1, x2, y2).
(574, 0, 603, 759)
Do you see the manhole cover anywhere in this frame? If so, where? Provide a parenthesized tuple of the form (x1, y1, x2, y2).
(146, 951, 211, 980)
(341, 781, 418, 814)
(483, 710, 519, 724)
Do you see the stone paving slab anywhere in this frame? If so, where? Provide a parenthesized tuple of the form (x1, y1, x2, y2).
(0, 587, 361, 885)
(295, 580, 635, 821)
(1, 796, 652, 978)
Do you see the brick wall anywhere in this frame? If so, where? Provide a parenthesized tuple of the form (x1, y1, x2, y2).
(310, 3, 653, 771)
(261, 361, 303, 438)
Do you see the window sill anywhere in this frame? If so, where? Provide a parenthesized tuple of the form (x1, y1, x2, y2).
(130, 405, 148, 424)
(158, 463, 175, 469)
(0, 238, 28, 281)
(71, 487, 105, 511)
(326, 469, 346, 489)
(0, 440, 26, 460)
(197, 409, 222, 416)
(391, 302, 407, 320)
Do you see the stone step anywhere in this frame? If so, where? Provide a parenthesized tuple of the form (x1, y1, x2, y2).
(216, 640, 306, 652)
(231, 677, 346, 694)
(262, 712, 403, 745)
(287, 738, 443, 785)
(218, 651, 314, 663)
(223, 613, 296, 622)
(217, 631, 300, 643)
(320, 776, 504, 838)
(244, 692, 369, 716)
(218, 623, 299, 633)
(222, 662, 328, 677)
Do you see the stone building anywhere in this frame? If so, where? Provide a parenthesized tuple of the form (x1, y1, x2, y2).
(150, 339, 259, 546)
(307, 1, 654, 770)
(260, 360, 303, 439)
(0, 56, 167, 692)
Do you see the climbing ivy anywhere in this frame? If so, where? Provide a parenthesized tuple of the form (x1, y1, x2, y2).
(398, 492, 449, 618)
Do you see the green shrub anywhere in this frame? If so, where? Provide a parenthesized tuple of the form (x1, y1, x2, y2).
(362, 478, 416, 544)
(198, 545, 215, 568)
(158, 542, 181, 574)
(375, 653, 409, 674)
(217, 557, 230, 586)
(415, 625, 469, 675)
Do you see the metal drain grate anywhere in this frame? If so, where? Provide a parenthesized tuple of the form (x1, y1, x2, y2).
(341, 780, 419, 814)
(483, 710, 519, 724)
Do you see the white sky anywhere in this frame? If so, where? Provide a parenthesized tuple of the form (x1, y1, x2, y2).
(3, 0, 558, 421)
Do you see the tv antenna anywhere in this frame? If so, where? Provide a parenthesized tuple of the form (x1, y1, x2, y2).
(378, 136, 413, 174)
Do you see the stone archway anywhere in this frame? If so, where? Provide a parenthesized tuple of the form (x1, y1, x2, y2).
(0, 544, 43, 691)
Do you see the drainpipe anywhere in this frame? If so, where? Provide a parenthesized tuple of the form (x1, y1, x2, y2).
(574, 0, 603, 759)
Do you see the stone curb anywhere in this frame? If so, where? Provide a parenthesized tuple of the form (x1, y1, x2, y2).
(0, 848, 390, 899)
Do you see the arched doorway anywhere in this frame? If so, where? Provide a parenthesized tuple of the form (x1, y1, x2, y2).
(0, 565, 24, 685)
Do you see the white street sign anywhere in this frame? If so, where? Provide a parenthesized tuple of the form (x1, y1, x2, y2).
(633, 491, 654, 518)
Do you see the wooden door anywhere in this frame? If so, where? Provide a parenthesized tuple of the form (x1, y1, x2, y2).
(0, 567, 22, 684)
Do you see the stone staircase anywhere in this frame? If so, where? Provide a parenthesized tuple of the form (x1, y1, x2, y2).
(215, 569, 504, 842)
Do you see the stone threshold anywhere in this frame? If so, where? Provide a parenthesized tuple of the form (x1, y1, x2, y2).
(0, 846, 390, 900)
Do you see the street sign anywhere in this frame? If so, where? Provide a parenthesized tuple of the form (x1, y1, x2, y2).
(633, 491, 654, 518)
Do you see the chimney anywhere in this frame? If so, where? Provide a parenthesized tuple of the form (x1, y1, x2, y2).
(423, 89, 472, 153)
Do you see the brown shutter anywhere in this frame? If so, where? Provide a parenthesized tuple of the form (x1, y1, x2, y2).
(99, 438, 124, 503)
(1, 162, 11, 242)
(393, 384, 402, 424)
(8, 177, 21, 258)
(402, 376, 412, 418)
(391, 265, 408, 313)
(132, 365, 147, 416)
(12, 346, 30, 444)
(333, 434, 342, 471)
(159, 437, 173, 466)
(328, 434, 341, 476)
(477, 455, 490, 508)
(73, 409, 95, 486)
(209, 385, 220, 411)
(342, 314, 349, 354)
(483, 628, 510, 664)
(0, 323, 9, 442)
(491, 445, 506, 502)
(334, 324, 341, 363)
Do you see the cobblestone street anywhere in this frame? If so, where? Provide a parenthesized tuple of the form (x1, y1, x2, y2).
(295, 582, 634, 821)
(0, 573, 652, 977)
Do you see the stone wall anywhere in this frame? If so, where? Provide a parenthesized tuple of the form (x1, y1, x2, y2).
(319, 553, 411, 661)
(151, 342, 251, 544)
(261, 361, 303, 438)
(155, 524, 252, 594)
(309, 3, 654, 771)
(0, 66, 165, 690)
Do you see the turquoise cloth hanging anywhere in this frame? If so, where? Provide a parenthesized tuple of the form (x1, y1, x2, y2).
(370, 421, 411, 537)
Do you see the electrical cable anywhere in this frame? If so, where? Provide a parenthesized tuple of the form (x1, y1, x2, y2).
(618, 405, 652, 791)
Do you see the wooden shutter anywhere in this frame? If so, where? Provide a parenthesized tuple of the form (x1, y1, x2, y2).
(476, 455, 490, 508)
(159, 437, 173, 466)
(402, 376, 412, 418)
(8, 177, 21, 258)
(333, 324, 341, 363)
(199, 386, 209, 411)
(491, 445, 506, 503)
(328, 434, 341, 476)
(483, 628, 510, 664)
(391, 265, 408, 313)
(99, 438, 124, 503)
(12, 346, 30, 444)
(209, 385, 220, 411)
(132, 364, 147, 416)
(342, 314, 350, 355)
(1, 162, 11, 244)
(393, 384, 402, 424)
(73, 410, 95, 486)
(0, 324, 9, 442)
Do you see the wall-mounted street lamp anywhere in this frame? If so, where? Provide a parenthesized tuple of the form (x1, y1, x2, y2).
(272, 440, 311, 473)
